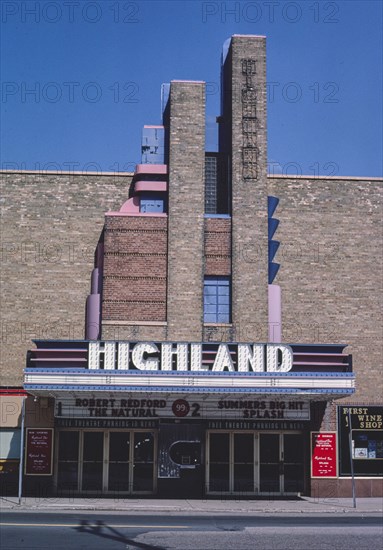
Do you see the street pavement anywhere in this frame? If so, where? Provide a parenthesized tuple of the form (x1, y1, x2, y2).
(1, 496, 382, 515)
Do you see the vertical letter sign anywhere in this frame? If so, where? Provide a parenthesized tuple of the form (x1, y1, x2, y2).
(311, 432, 338, 478)
(25, 429, 54, 476)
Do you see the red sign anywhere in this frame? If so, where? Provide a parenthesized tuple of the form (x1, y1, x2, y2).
(25, 429, 54, 476)
(172, 399, 190, 417)
(311, 432, 338, 478)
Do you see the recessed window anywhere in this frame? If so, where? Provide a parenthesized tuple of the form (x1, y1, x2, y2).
(205, 153, 231, 215)
(204, 277, 231, 323)
(205, 155, 218, 214)
(140, 195, 164, 213)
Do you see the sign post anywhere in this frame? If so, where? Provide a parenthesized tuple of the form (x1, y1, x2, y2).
(17, 397, 26, 505)
(347, 409, 356, 508)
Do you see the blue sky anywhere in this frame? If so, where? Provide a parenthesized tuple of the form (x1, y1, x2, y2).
(1, 0, 382, 176)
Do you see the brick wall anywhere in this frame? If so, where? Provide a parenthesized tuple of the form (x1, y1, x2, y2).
(227, 36, 269, 342)
(204, 218, 231, 276)
(102, 215, 167, 323)
(268, 175, 383, 403)
(166, 81, 206, 340)
(0, 171, 132, 386)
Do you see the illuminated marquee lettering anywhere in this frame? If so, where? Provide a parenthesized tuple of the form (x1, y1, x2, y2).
(212, 344, 235, 372)
(131, 342, 159, 371)
(237, 344, 264, 372)
(87, 341, 293, 372)
(161, 343, 188, 371)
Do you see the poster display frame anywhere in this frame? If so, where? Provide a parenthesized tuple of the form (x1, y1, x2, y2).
(24, 428, 54, 476)
(310, 431, 338, 478)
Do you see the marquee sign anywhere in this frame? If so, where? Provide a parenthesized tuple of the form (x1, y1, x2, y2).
(55, 418, 157, 429)
(25, 340, 355, 398)
(88, 341, 293, 372)
(55, 396, 310, 421)
(88, 342, 293, 372)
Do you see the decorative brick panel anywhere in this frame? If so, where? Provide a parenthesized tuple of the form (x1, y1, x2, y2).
(102, 301, 166, 322)
(204, 218, 231, 276)
(102, 214, 168, 322)
(104, 229, 167, 254)
(105, 216, 167, 232)
(104, 254, 167, 278)
(101, 324, 167, 341)
(205, 256, 231, 275)
(103, 277, 166, 302)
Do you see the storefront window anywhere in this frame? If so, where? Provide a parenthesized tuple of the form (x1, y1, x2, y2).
(338, 406, 383, 476)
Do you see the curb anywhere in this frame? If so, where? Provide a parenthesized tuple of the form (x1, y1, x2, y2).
(1, 504, 382, 514)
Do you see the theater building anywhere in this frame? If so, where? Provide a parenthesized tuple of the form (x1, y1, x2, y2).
(1, 35, 382, 498)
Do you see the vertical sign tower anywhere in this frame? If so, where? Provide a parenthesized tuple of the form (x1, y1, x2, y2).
(220, 36, 269, 341)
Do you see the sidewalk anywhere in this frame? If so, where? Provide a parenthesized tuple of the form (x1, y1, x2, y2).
(1, 496, 382, 514)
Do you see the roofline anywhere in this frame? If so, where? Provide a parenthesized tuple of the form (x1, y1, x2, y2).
(0, 170, 135, 176)
(232, 34, 267, 38)
(267, 174, 383, 182)
(0, 170, 381, 181)
(170, 80, 205, 84)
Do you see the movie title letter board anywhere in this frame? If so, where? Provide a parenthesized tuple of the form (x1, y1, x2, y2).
(311, 432, 338, 478)
(25, 429, 54, 476)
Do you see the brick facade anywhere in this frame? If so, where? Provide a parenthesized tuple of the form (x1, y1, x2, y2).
(102, 215, 167, 322)
(166, 81, 206, 341)
(204, 218, 231, 276)
(1, 34, 382, 499)
(0, 171, 132, 386)
(224, 36, 269, 342)
(268, 175, 383, 404)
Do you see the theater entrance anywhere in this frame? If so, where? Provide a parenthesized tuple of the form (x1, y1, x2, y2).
(206, 431, 305, 495)
(157, 422, 204, 498)
(55, 429, 157, 495)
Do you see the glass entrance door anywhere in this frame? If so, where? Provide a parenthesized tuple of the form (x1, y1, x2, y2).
(56, 430, 156, 495)
(234, 433, 254, 492)
(57, 431, 79, 492)
(81, 431, 104, 491)
(259, 433, 304, 494)
(108, 432, 130, 492)
(208, 432, 230, 492)
(283, 434, 304, 493)
(207, 431, 305, 496)
(107, 431, 155, 493)
(207, 432, 255, 494)
(259, 433, 280, 493)
(133, 432, 155, 492)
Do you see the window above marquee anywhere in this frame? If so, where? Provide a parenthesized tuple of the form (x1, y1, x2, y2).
(203, 276, 231, 324)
